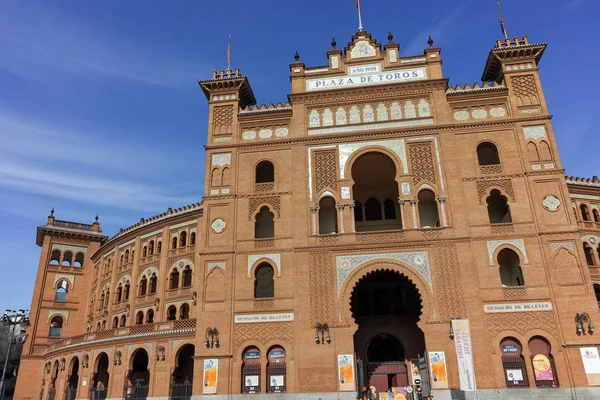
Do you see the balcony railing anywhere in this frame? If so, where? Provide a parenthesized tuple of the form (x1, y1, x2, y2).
(44, 319, 196, 355)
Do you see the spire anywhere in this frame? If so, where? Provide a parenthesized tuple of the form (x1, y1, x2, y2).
(356, 0, 364, 32)
(226, 34, 232, 72)
(496, 0, 509, 40)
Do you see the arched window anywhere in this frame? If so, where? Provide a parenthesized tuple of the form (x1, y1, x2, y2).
(180, 303, 190, 320)
(256, 161, 275, 183)
(104, 291, 110, 307)
(124, 282, 130, 300)
(180, 232, 187, 247)
(498, 248, 525, 286)
(139, 276, 148, 296)
(96, 322, 101, 332)
(101, 320, 106, 331)
(167, 306, 177, 321)
(539, 141, 552, 161)
(354, 201, 364, 222)
(74, 253, 84, 267)
(49, 316, 63, 337)
(146, 309, 154, 324)
(190, 232, 196, 245)
(418, 189, 440, 228)
(172, 236, 178, 250)
(170, 269, 180, 290)
(149, 274, 157, 294)
(528, 142, 540, 162)
(62, 251, 73, 266)
(182, 266, 192, 287)
(254, 263, 275, 299)
(55, 280, 68, 302)
(241, 347, 261, 394)
(594, 209, 600, 223)
(50, 250, 61, 265)
(581, 204, 591, 221)
(99, 293, 105, 309)
(318, 197, 338, 234)
(267, 346, 286, 393)
(148, 241, 154, 256)
(142, 246, 147, 258)
(157, 241, 162, 254)
(500, 337, 528, 387)
(135, 311, 144, 325)
(584, 243, 596, 266)
(487, 189, 512, 223)
(384, 199, 396, 220)
(477, 142, 500, 165)
(365, 198, 382, 221)
(255, 206, 275, 239)
(116, 285, 123, 303)
(112, 317, 118, 329)
(528, 336, 558, 387)
(124, 250, 129, 264)
(120, 315, 126, 327)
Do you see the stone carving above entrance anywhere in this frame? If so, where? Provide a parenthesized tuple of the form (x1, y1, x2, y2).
(336, 251, 431, 295)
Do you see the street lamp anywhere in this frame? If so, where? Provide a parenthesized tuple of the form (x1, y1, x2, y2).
(0, 310, 29, 400)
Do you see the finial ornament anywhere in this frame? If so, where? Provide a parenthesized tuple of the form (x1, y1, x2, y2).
(331, 37, 337, 49)
(294, 51, 300, 62)
(50, 207, 54, 216)
(95, 214, 99, 222)
(388, 31, 393, 43)
(428, 35, 434, 48)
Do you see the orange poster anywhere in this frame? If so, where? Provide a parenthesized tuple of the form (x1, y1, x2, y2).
(338, 354, 355, 391)
(203, 359, 218, 394)
(428, 351, 448, 389)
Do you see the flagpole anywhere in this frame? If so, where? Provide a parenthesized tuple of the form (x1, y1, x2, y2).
(496, 0, 509, 40)
(227, 34, 232, 71)
(357, 0, 364, 32)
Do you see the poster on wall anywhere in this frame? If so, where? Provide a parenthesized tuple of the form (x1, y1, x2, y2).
(203, 359, 218, 394)
(580, 347, 600, 385)
(451, 319, 477, 391)
(338, 354, 355, 391)
(506, 369, 524, 382)
(428, 351, 448, 389)
(378, 387, 408, 400)
(410, 360, 420, 385)
(532, 354, 554, 381)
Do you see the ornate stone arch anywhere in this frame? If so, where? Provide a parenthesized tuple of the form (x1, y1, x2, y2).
(582, 234, 600, 250)
(47, 310, 69, 324)
(487, 239, 529, 266)
(169, 258, 194, 273)
(247, 254, 281, 278)
(490, 329, 526, 355)
(415, 183, 437, 194)
(53, 274, 74, 289)
(523, 328, 562, 354)
(318, 190, 338, 202)
(338, 259, 434, 329)
(140, 266, 158, 279)
(342, 144, 406, 181)
(173, 341, 196, 367)
(118, 274, 132, 286)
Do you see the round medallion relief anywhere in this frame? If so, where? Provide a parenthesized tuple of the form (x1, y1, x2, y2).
(542, 195, 561, 212)
(211, 218, 227, 234)
(591, 237, 597, 245)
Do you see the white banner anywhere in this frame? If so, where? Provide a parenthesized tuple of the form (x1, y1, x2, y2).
(580, 347, 600, 385)
(452, 319, 476, 391)
(306, 67, 427, 91)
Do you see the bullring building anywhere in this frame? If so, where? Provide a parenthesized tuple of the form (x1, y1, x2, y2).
(13, 24, 600, 400)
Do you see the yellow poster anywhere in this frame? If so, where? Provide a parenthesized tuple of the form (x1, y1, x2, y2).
(203, 359, 218, 394)
(338, 354, 355, 391)
(428, 351, 449, 389)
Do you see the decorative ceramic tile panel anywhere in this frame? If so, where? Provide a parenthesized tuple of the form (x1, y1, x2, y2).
(551, 242, 574, 252)
(523, 126, 547, 140)
(351, 40, 376, 58)
(404, 101, 416, 118)
(322, 108, 334, 126)
(487, 239, 529, 266)
(376, 104, 388, 121)
(390, 102, 402, 120)
(341, 187, 351, 200)
(336, 108, 347, 125)
(363, 105, 374, 122)
(275, 127, 289, 137)
(247, 254, 281, 278)
(339, 139, 407, 178)
(211, 153, 231, 166)
(418, 99, 431, 117)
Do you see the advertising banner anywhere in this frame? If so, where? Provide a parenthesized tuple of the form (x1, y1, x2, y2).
(338, 354, 355, 391)
(203, 359, 218, 394)
(580, 347, 600, 385)
(428, 351, 448, 389)
(532, 354, 554, 381)
(451, 319, 477, 391)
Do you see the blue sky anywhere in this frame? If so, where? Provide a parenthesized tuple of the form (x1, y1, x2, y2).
(0, 0, 597, 310)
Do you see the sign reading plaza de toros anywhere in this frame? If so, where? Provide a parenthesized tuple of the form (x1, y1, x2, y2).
(305, 65, 427, 91)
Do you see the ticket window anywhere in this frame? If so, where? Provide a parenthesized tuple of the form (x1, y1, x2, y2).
(500, 337, 528, 387)
(267, 346, 286, 393)
(242, 347, 261, 393)
(528, 336, 559, 388)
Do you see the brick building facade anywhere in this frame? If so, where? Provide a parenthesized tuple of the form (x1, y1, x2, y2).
(13, 28, 600, 400)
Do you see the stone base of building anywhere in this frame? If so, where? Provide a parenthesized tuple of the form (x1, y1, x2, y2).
(95, 389, 600, 400)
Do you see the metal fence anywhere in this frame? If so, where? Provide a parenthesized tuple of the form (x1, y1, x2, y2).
(64, 388, 77, 400)
(90, 388, 108, 400)
(170, 380, 192, 400)
(124, 383, 149, 400)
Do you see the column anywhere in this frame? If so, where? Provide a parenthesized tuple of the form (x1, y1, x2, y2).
(337, 204, 345, 233)
(410, 199, 418, 229)
(398, 199, 406, 229)
(310, 206, 318, 235)
(438, 196, 448, 227)
(348, 204, 356, 233)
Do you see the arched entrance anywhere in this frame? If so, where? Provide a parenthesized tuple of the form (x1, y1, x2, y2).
(65, 357, 79, 400)
(351, 270, 426, 396)
(125, 349, 150, 399)
(171, 344, 195, 400)
(92, 353, 109, 399)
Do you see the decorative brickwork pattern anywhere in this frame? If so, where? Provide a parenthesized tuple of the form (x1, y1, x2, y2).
(318, 235, 339, 245)
(309, 252, 338, 327)
(314, 149, 338, 193)
(477, 178, 515, 204)
(511, 75, 539, 106)
(502, 287, 527, 299)
(491, 224, 515, 234)
(430, 244, 465, 322)
(248, 195, 281, 220)
(254, 299, 274, 310)
(234, 321, 293, 352)
(486, 311, 558, 339)
(356, 231, 404, 243)
(212, 105, 234, 135)
(480, 165, 503, 175)
(255, 183, 275, 192)
(409, 142, 436, 186)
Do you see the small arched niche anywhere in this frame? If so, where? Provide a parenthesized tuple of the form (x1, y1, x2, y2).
(318, 196, 338, 234)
